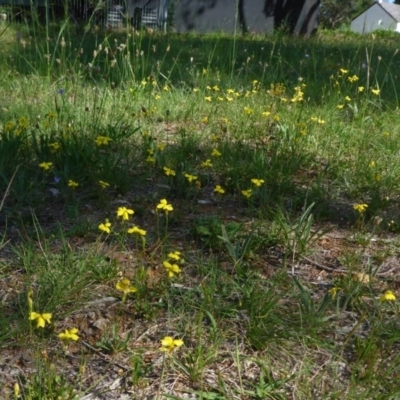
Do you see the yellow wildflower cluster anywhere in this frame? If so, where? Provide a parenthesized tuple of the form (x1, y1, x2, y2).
(291, 85, 305, 103)
(348, 75, 359, 83)
(163, 250, 184, 278)
(214, 185, 225, 194)
(267, 82, 286, 97)
(28, 290, 79, 343)
(4, 116, 30, 135)
(241, 178, 265, 199)
(94, 135, 112, 146)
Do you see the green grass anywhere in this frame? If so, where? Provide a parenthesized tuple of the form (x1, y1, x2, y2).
(1, 14, 400, 399)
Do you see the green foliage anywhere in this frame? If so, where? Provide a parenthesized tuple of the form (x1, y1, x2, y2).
(275, 203, 330, 261)
(246, 366, 288, 400)
(193, 216, 242, 249)
(293, 277, 333, 328)
(2, 14, 400, 400)
(319, 0, 374, 29)
(218, 224, 253, 269)
(19, 361, 77, 400)
(96, 324, 133, 354)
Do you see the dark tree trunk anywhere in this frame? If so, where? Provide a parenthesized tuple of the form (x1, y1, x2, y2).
(274, 0, 306, 33)
(264, 0, 320, 35)
(238, 0, 248, 34)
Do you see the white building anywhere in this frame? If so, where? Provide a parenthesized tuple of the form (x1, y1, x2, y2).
(351, 1, 400, 34)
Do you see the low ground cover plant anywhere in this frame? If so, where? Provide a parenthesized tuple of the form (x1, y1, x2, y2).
(1, 12, 400, 399)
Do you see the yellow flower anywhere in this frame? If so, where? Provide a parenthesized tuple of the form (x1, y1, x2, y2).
(157, 143, 166, 151)
(345, 96, 351, 102)
(212, 85, 220, 91)
(116, 207, 134, 220)
(39, 162, 53, 170)
(201, 159, 213, 168)
(261, 111, 271, 117)
(226, 96, 233, 102)
(214, 185, 225, 194)
(168, 251, 181, 261)
(339, 68, 348, 74)
(193, 88, 199, 92)
(47, 111, 57, 119)
(204, 96, 212, 102)
(164, 166, 176, 176)
(58, 328, 79, 341)
(146, 156, 156, 164)
(14, 383, 20, 398)
(369, 161, 376, 168)
(201, 117, 209, 124)
(18, 116, 29, 129)
(127, 226, 146, 236)
(347, 75, 359, 83)
(241, 189, 252, 198)
(358, 86, 364, 93)
(68, 179, 79, 189)
(211, 149, 221, 157)
(157, 199, 173, 213)
(163, 85, 169, 91)
(48, 142, 61, 152)
(290, 86, 304, 102)
(379, 290, 396, 302)
(98, 219, 111, 233)
(337, 104, 344, 110)
(371, 88, 380, 95)
(94, 136, 112, 146)
(227, 88, 235, 94)
(328, 287, 340, 299)
(163, 261, 181, 278)
(154, 94, 161, 100)
(353, 203, 368, 213)
(99, 180, 110, 189)
(185, 173, 198, 183)
(116, 278, 137, 301)
(160, 336, 184, 352)
(244, 106, 253, 115)
(251, 178, 265, 187)
(30, 311, 52, 328)
(4, 120, 16, 131)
